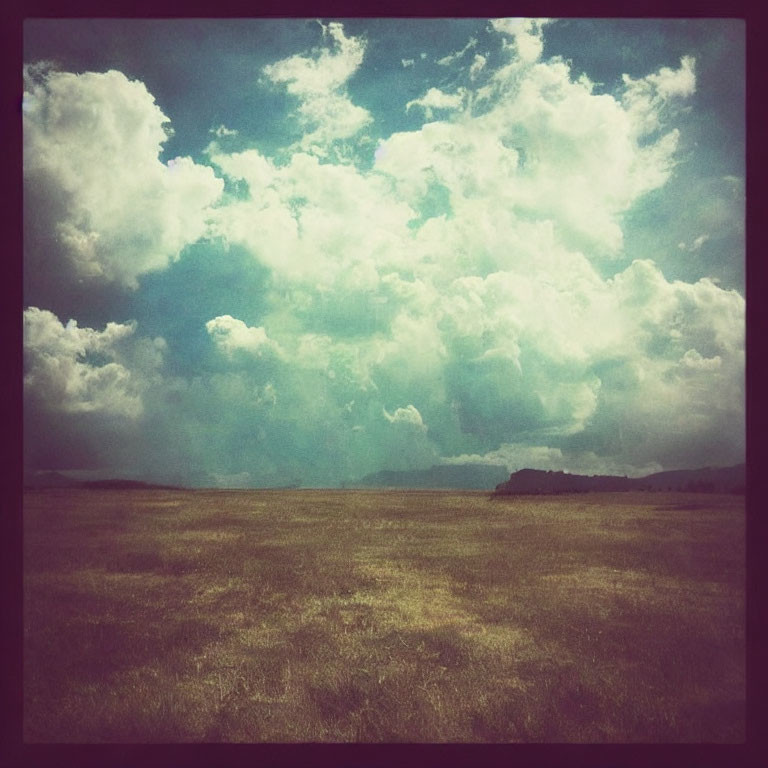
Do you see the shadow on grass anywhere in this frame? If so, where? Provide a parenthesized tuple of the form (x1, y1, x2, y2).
(26, 612, 224, 691)
(397, 628, 474, 668)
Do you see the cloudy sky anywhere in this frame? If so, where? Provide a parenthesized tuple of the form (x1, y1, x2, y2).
(23, 18, 745, 488)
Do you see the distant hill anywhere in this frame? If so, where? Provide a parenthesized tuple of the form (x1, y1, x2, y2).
(79, 479, 186, 491)
(493, 464, 745, 496)
(24, 471, 84, 489)
(356, 463, 510, 490)
(24, 472, 185, 491)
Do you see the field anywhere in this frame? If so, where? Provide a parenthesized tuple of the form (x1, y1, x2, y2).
(23, 488, 744, 743)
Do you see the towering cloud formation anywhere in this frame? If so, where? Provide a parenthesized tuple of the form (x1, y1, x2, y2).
(23, 66, 223, 290)
(23, 19, 745, 485)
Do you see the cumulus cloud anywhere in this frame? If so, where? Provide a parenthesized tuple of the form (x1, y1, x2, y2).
(262, 21, 372, 158)
(206, 315, 283, 359)
(679, 349, 722, 372)
(23, 21, 744, 485)
(384, 404, 427, 431)
(207, 148, 415, 288)
(490, 18, 551, 63)
(23, 66, 224, 290)
(379, 37, 697, 258)
(375, 50, 696, 264)
(406, 87, 466, 119)
(639, 54, 696, 99)
(621, 55, 696, 137)
(198, 21, 742, 480)
(23, 307, 153, 418)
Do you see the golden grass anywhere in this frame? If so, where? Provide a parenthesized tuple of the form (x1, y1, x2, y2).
(24, 489, 744, 742)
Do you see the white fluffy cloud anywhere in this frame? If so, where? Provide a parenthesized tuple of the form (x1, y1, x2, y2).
(263, 21, 372, 157)
(23, 307, 162, 418)
(384, 404, 427, 431)
(379, 50, 696, 258)
(207, 148, 415, 288)
(23, 67, 224, 288)
(23, 21, 743, 484)
(206, 315, 283, 359)
(200, 21, 742, 477)
(406, 87, 466, 119)
(621, 55, 696, 137)
(490, 18, 551, 63)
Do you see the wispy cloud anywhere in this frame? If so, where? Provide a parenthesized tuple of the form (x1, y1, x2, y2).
(678, 234, 710, 252)
(262, 21, 372, 159)
(437, 36, 478, 66)
(210, 124, 238, 137)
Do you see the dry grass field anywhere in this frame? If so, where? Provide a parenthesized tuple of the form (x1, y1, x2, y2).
(23, 488, 744, 743)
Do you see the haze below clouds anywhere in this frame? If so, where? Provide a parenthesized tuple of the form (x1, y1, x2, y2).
(23, 18, 744, 488)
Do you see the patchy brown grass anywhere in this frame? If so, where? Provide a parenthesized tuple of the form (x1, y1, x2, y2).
(24, 489, 744, 743)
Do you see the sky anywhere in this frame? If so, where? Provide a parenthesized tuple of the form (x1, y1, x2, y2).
(22, 18, 745, 488)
